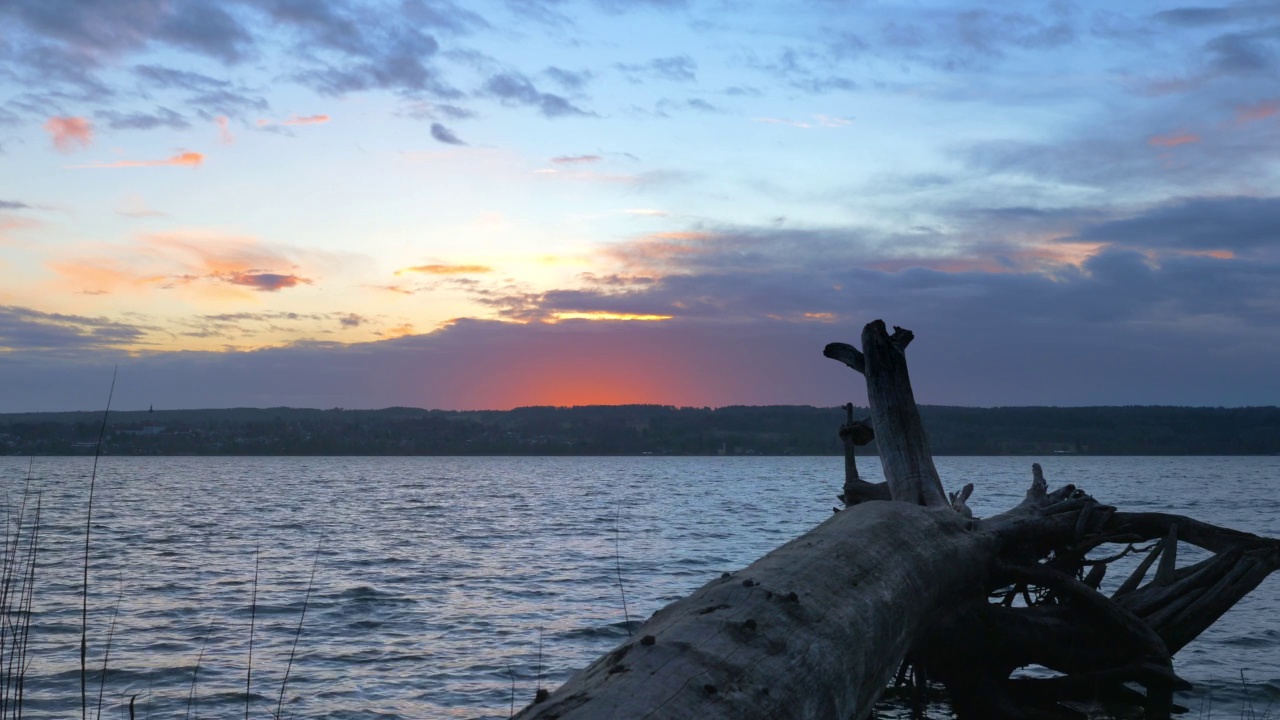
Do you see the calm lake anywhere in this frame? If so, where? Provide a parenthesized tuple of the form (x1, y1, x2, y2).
(0, 455, 1276, 719)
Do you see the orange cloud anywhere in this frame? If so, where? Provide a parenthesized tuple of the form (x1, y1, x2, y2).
(216, 116, 235, 144)
(283, 114, 330, 125)
(598, 231, 717, 272)
(0, 214, 42, 244)
(396, 264, 493, 275)
(49, 231, 316, 296)
(44, 116, 93, 153)
(380, 323, 416, 338)
(1235, 100, 1280, 125)
(1148, 132, 1199, 147)
(258, 114, 331, 127)
(72, 151, 204, 169)
(1177, 249, 1235, 260)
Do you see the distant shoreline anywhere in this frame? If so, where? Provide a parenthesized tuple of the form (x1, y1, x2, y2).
(3, 405, 1278, 457)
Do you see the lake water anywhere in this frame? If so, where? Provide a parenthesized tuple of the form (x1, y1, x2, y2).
(0, 455, 1275, 719)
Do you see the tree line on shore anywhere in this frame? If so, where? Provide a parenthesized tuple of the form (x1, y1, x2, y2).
(1, 404, 1277, 456)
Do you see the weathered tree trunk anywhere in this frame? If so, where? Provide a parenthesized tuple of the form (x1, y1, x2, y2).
(517, 320, 1280, 720)
(516, 503, 992, 720)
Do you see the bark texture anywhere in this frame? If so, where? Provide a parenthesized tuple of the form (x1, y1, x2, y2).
(515, 503, 993, 720)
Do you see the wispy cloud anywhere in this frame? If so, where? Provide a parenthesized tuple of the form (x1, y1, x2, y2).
(116, 194, 166, 218)
(97, 107, 189, 131)
(215, 116, 235, 143)
(44, 116, 93, 152)
(755, 115, 852, 129)
(0, 305, 150, 352)
(615, 55, 697, 83)
(255, 114, 331, 131)
(1148, 131, 1200, 147)
(70, 151, 204, 168)
(396, 263, 492, 275)
(48, 231, 322, 297)
(551, 154, 601, 164)
(1234, 99, 1280, 125)
(283, 114, 330, 125)
(482, 72, 592, 117)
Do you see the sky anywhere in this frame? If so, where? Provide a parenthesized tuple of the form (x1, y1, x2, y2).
(1, 0, 1278, 412)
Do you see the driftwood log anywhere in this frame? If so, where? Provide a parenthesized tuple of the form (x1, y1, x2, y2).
(516, 320, 1280, 720)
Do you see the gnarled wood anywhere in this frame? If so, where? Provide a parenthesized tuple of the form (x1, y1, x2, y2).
(838, 402, 886, 506)
(516, 319, 1280, 720)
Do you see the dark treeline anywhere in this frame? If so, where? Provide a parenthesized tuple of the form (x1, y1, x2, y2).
(1, 404, 1278, 456)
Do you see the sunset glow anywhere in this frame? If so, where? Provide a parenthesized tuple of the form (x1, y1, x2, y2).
(1, 1, 1278, 411)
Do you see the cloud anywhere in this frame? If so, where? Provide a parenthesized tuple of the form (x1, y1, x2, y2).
(170, 310, 377, 341)
(48, 230, 328, 297)
(255, 114, 331, 131)
(216, 116, 235, 143)
(1235, 99, 1280, 124)
(3, 1, 254, 67)
(1073, 195, 1280, 254)
(0, 305, 149, 353)
(544, 66, 593, 91)
(653, 98, 721, 115)
(116, 194, 166, 218)
(741, 47, 859, 94)
(400, 101, 477, 121)
(44, 116, 93, 152)
(282, 114, 330, 125)
(8, 196, 1280, 408)
(97, 107, 191, 131)
(224, 272, 312, 292)
(396, 264, 492, 275)
(71, 151, 204, 169)
(1148, 131, 1200, 147)
(1153, 6, 1280, 27)
(755, 115, 853, 129)
(0, 201, 31, 211)
(134, 64, 269, 118)
(430, 122, 467, 145)
(616, 55, 697, 82)
(550, 155, 601, 164)
(482, 73, 592, 117)
(284, 16, 456, 98)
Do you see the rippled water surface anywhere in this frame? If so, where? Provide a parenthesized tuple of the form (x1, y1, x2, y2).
(0, 455, 1276, 719)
